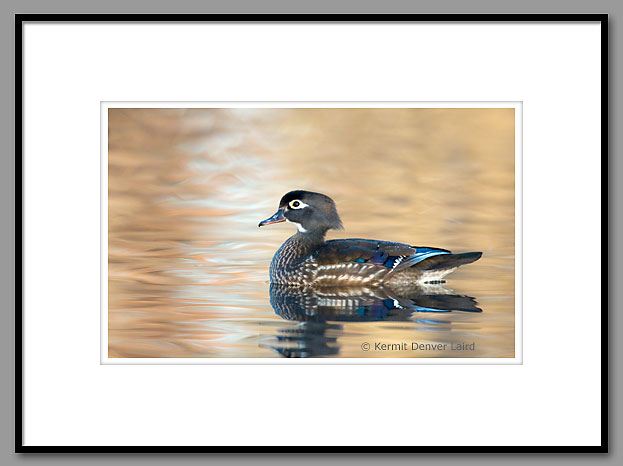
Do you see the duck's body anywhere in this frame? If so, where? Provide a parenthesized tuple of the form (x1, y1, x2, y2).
(268, 232, 481, 287)
(259, 190, 482, 287)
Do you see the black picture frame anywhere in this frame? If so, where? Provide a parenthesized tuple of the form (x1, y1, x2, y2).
(15, 13, 609, 453)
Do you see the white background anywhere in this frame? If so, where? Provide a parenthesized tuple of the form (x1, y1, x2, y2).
(23, 23, 601, 446)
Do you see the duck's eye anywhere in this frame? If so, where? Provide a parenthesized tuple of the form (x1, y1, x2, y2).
(289, 200, 302, 209)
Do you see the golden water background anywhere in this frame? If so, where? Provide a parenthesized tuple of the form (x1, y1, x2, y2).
(108, 108, 515, 358)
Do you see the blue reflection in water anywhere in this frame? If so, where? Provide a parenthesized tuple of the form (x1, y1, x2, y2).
(263, 283, 481, 358)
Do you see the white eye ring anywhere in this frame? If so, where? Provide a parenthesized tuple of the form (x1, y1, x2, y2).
(289, 200, 307, 209)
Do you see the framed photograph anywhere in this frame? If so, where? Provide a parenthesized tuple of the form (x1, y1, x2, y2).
(17, 14, 607, 452)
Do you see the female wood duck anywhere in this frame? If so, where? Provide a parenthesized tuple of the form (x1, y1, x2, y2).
(259, 190, 482, 287)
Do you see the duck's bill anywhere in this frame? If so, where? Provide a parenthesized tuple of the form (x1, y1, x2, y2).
(258, 210, 285, 227)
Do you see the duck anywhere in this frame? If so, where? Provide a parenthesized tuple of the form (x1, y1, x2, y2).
(258, 190, 482, 287)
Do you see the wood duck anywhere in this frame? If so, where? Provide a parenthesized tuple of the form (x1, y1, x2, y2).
(259, 190, 482, 287)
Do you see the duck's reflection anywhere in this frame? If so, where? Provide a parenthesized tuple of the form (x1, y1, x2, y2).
(262, 283, 482, 358)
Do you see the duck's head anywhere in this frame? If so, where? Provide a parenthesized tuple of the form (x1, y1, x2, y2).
(258, 190, 343, 234)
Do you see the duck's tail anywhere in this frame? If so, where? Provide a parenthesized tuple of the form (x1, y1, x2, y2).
(389, 250, 482, 283)
(415, 252, 482, 282)
(415, 251, 482, 271)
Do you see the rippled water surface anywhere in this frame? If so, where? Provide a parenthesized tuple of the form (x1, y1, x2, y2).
(108, 108, 515, 358)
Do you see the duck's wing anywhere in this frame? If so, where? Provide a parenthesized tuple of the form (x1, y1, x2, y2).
(308, 239, 399, 284)
(314, 239, 482, 282)
(317, 239, 450, 269)
(311, 239, 454, 282)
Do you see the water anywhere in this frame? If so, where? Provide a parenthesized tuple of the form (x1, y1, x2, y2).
(108, 108, 515, 358)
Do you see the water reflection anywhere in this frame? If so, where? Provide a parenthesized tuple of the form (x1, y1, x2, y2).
(269, 283, 481, 321)
(264, 322, 342, 358)
(264, 283, 482, 357)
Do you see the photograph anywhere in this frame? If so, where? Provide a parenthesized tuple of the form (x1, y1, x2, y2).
(106, 105, 517, 359)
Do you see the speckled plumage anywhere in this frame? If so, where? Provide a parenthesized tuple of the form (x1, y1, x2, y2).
(259, 191, 482, 287)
